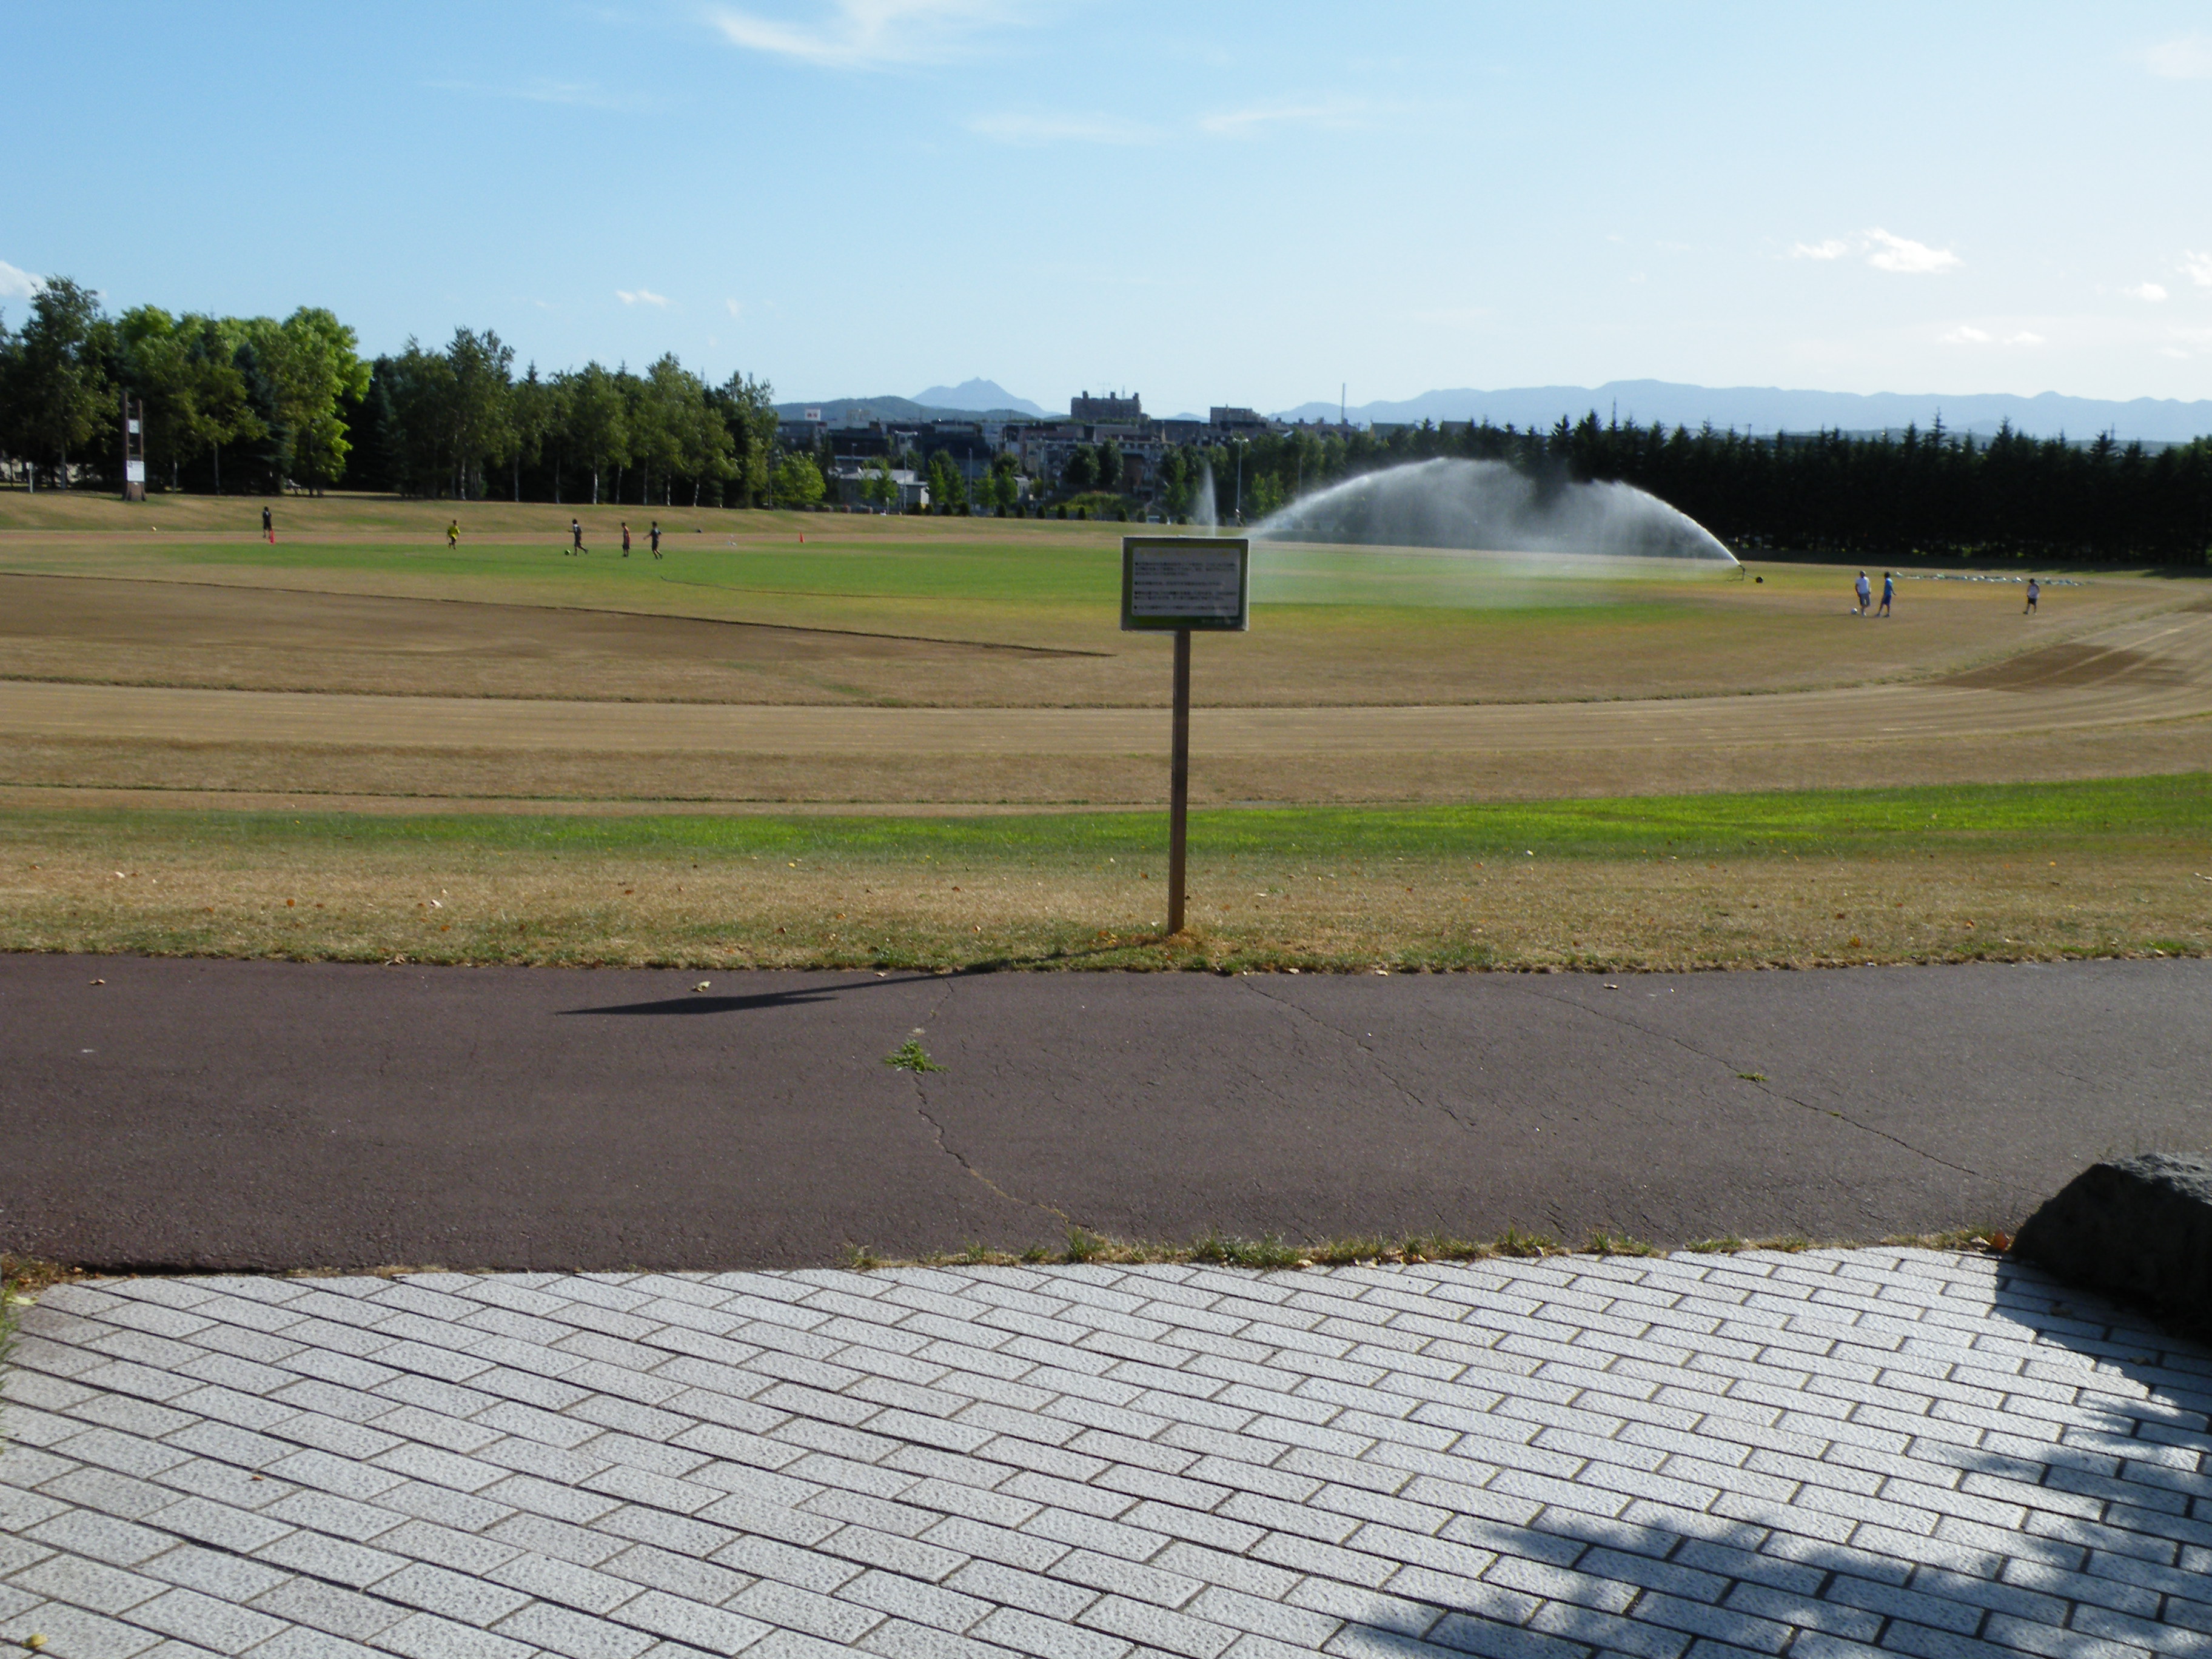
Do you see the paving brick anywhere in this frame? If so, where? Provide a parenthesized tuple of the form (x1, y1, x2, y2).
(1078, 1593, 1239, 1659)
(732, 1575, 888, 1641)
(504, 1557, 663, 1619)
(249, 1575, 412, 1640)
(374, 1560, 534, 1626)
(839, 1567, 993, 1633)
(10, 1551, 170, 1615)
(130, 1584, 291, 1651)
(972, 1604, 1131, 1659)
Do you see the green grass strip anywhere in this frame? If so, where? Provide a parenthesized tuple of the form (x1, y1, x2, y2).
(4, 771, 2206, 863)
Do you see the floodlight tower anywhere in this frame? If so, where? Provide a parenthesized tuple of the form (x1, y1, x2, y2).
(121, 391, 147, 501)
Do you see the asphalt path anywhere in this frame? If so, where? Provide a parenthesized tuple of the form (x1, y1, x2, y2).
(4, 953, 2206, 1272)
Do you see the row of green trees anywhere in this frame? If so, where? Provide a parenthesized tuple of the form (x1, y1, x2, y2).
(0, 277, 778, 506)
(1185, 415, 2212, 562)
(0, 278, 372, 493)
(8, 272, 2210, 554)
(345, 335, 777, 507)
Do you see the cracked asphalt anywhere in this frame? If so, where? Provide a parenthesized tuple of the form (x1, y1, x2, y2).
(4, 954, 2207, 1271)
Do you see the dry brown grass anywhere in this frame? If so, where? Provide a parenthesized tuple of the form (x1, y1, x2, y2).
(4, 822, 2202, 972)
(2, 720, 2208, 809)
(0, 498, 2183, 711)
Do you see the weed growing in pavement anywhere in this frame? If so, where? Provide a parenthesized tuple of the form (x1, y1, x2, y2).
(839, 1243, 882, 1272)
(883, 1039, 942, 1073)
(1581, 1231, 1663, 1258)
(1686, 1235, 1747, 1253)
(1192, 1231, 1305, 1270)
(1493, 1225, 1560, 1258)
(1064, 1227, 1107, 1264)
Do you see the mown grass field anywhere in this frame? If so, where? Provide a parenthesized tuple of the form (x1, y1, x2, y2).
(5, 774, 2205, 973)
(0, 492, 2166, 709)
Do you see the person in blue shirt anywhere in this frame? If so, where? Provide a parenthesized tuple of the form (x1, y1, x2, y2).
(1879, 572, 1894, 616)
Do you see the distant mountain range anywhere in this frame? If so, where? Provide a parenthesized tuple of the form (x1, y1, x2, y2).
(1273, 380, 2212, 443)
(913, 379, 1048, 417)
(774, 376, 2212, 443)
(773, 380, 1048, 425)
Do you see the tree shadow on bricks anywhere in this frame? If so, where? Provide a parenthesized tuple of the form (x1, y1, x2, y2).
(1315, 1257, 2212, 1659)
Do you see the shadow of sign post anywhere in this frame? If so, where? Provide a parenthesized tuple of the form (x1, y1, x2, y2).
(1121, 535, 1249, 936)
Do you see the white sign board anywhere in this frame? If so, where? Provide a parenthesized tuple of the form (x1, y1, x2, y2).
(1121, 537, 1250, 632)
(124, 460, 146, 484)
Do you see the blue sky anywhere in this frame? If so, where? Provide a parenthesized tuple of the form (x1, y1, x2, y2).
(7, 2, 2211, 413)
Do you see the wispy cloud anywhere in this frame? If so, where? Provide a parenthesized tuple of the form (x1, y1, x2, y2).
(617, 288, 671, 307)
(966, 110, 1156, 146)
(1942, 324, 2042, 346)
(2147, 34, 2212, 79)
(705, 0, 1015, 70)
(1786, 230, 1959, 273)
(1199, 98, 1365, 138)
(2185, 251, 2212, 287)
(2124, 281, 2169, 302)
(1865, 229, 1959, 275)
(725, 297, 744, 318)
(0, 260, 41, 300)
(423, 77, 623, 109)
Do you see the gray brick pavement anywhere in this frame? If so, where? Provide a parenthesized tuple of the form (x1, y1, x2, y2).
(4, 1251, 2208, 1658)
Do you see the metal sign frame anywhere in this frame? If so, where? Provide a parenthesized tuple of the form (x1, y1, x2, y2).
(1120, 536, 1250, 633)
(1119, 535, 1252, 935)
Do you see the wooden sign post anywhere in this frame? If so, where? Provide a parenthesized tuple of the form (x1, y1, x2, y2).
(1120, 537, 1250, 934)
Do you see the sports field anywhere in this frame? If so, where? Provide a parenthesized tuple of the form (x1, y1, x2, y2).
(1, 493, 2206, 968)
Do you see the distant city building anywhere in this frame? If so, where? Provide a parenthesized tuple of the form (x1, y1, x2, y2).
(1070, 390, 1144, 423)
(1208, 406, 1276, 434)
(827, 466, 929, 512)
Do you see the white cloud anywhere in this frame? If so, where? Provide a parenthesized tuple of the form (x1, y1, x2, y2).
(2147, 35, 2212, 79)
(617, 288, 671, 307)
(2185, 251, 2212, 287)
(0, 260, 40, 300)
(706, 0, 1013, 70)
(966, 111, 1156, 146)
(1865, 229, 1959, 275)
(1199, 98, 1365, 138)
(1787, 231, 1958, 272)
(2006, 331, 2046, 346)
(2125, 282, 2169, 302)
(725, 297, 744, 318)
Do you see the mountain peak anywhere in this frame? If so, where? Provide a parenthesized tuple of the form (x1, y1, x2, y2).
(913, 379, 1048, 417)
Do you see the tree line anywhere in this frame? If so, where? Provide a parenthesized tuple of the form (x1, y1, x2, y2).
(1174, 414, 2212, 563)
(6, 273, 2210, 557)
(0, 277, 778, 507)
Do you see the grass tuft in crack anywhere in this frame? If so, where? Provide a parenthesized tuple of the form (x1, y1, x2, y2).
(883, 1039, 942, 1074)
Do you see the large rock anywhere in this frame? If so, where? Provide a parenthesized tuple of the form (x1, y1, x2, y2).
(2013, 1153, 2212, 1321)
